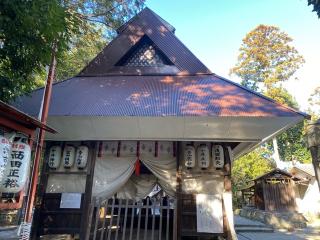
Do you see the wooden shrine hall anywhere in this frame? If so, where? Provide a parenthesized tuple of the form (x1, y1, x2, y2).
(13, 7, 308, 240)
(241, 169, 298, 212)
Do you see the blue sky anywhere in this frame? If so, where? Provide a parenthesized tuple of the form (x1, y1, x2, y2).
(145, 0, 320, 111)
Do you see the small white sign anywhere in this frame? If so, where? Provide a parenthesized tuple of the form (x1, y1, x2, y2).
(60, 193, 82, 209)
(196, 194, 223, 233)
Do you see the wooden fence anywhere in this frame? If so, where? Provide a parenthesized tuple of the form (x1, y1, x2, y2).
(89, 197, 176, 240)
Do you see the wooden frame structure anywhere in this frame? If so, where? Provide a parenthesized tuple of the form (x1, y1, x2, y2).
(12, 7, 308, 240)
(242, 169, 297, 212)
(0, 101, 55, 220)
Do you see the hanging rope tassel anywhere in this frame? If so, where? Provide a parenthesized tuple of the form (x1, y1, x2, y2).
(135, 141, 141, 176)
(135, 159, 141, 176)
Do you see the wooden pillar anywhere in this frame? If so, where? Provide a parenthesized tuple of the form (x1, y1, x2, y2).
(81, 141, 97, 240)
(175, 142, 181, 240)
(223, 146, 237, 240)
(30, 141, 52, 240)
(310, 146, 320, 192)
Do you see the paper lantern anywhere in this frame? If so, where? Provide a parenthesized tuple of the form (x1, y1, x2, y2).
(0, 135, 11, 182)
(48, 146, 62, 169)
(63, 145, 76, 168)
(0, 136, 31, 193)
(76, 145, 89, 169)
(184, 145, 195, 168)
(197, 144, 210, 169)
(212, 145, 224, 169)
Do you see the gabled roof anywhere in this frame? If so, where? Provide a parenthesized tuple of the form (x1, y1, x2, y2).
(79, 7, 211, 76)
(291, 164, 315, 177)
(0, 101, 56, 133)
(14, 74, 305, 118)
(253, 168, 293, 181)
(12, 8, 308, 149)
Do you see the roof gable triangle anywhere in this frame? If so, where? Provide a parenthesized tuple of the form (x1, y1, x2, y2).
(79, 8, 211, 76)
(116, 35, 173, 67)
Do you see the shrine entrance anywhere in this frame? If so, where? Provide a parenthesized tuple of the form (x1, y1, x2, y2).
(89, 195, 176, 240)
(35, 140, 234, 240)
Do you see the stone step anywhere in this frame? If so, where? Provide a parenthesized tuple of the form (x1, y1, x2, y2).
(235, 225, 274, 233)
(235, 223, 266, 228)
(0, 226, 19, 240)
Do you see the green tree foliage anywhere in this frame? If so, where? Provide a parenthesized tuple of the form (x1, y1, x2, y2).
(232, 148, 275, 207)
(0, 0, 144, 101)
(230, 25, 305, 92)
(0, 0, 79, 101)
(55, 26, 107, 81)
(265, 88, 311, 163)
(308, 0, 320, 18)
(232, 149, 275, 189)
(231, 24, 311, 163)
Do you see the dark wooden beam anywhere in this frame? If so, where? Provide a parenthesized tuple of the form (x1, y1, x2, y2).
(176, 141, 181, 240)
(81, 141, 97, 240)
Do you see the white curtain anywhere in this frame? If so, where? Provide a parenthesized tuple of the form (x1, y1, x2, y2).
(46, 141, 178, 200)
(117, 174, 157, 200)
(139, 141, 177, 197)
(93, 156, 136, 199)
(46, 156, 136, 197)
(47, 174, 86, 193)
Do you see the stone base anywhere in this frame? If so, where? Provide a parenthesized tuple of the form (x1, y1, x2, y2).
(239, 207, 307, 229)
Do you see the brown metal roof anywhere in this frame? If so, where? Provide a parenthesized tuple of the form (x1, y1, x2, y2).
(0, 101, 56, 133)
(253, 168, 293, 181)
(79, 8, 211, 76)
(13, 74, 307, 118)
(12, 8, 308, 122)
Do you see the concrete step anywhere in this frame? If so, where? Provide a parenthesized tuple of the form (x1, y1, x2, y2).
(0, 225, 19, 240)
(235, 225, 274, 233)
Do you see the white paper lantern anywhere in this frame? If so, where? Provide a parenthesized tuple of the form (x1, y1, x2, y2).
(0, 136, 31, 193)
(0, 136, 11, 182)
(48, 146, 62, 169)
(197, 144, 210, 169)
(63, 145, 76, 168)
(212, 145, 224, 169)
(76, 146, 89, 169)
(184, 145, 195, 168)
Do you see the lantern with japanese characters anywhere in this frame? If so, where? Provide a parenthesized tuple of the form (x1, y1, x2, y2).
(197, 144, 210, 169)
(48, 146, 62, 169)
(63, 145, 75, 168)
(212, 145, 224, 169)
(76, 145, 89, 169)
(0, 135, 11, 182)
(184, 145, 195, 169)
(0, 135, 31, 193)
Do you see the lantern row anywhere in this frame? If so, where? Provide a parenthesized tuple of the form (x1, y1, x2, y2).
(184, 144, 225, 170)
(0, 135, 31, 193)
(48, 145, 89, 170)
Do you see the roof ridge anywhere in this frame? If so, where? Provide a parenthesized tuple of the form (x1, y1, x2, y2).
(212, 73, 310, 119)
(79, 8, 211, 76)
(116, 7, 175, 34)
